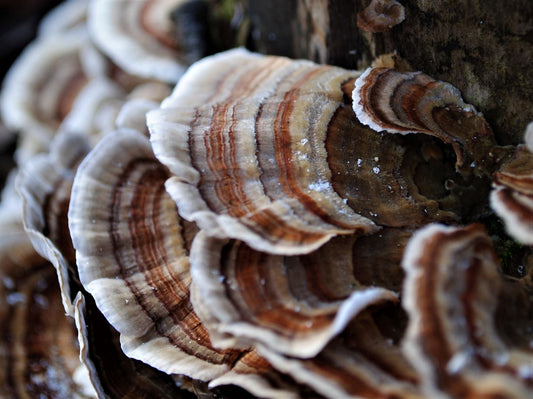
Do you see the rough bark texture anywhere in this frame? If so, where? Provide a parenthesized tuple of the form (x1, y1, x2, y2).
(245, 0, 533, 145)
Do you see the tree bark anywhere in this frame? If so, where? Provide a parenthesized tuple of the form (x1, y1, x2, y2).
(245, 0, 533, 145)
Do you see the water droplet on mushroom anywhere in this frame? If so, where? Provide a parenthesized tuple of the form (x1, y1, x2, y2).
(7, 292, 26, 305)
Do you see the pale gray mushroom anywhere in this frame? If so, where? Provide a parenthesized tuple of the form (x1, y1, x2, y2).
(88, 0, 189, 83)
(38, 0, 89, 37)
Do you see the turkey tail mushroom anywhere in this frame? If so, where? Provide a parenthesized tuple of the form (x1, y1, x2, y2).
(68, 129, 303, 398)
(149, 49, 497, 254)
(190, 232, 398, 358)
(352, 67, 498, 174)
(491, 126, 533, 245)
(357, 0, 405, 33)
(0, 28, 95, 162)
(88, 0, 194, 83)
(17, 132, 91, 315)
(402, 223, 533, 398)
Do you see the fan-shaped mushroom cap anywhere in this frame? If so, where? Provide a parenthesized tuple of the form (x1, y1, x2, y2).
(0, 27, 106, 163)
(88, 0, 188, 83)
(74, 292, 202, 399)
(190, 232, 398, 358)
(352, 67, 497, 172)
(68, 129, 301, 398)
(259, 309, 422, 399)
(17, 132, 91, 315)
(149, 49, 493, 255)
(58, 77, 125, 141)
(115, 82, 172, 134)
(0, 229, 95, 398)
(402, 223, 533, 398)
(149, 48, 380, 255)
(357, 0, 405, 33)
(491, 144, 533, 245)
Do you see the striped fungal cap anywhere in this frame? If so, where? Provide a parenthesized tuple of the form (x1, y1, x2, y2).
(6, 6, 533, 393)
(0, 28, 94, 162)
(190, 232, 398, 358)
(0, 223, 95, 398)
(88, 0, 191, 83)
(17, 132, 91, 315)
(402, 223, 533, 398)
(148, 48, 485, 256)
(357, 0, 406, 33)
(490, 136, 533, 245)
(352, 67, 500, 173)
(67, 129, 304, 398)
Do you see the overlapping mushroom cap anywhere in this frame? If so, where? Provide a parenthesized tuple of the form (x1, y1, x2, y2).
(0, 28, 96, 161)
(190, 232, 397, 357)
(88, 0, 191, 83)
(3, 1, 533, 395)
(402, 223, 533, 398)
(68, 129, 307, 398)
(149, 49, 377, 254)
(351, 66, 517, 181)
(148, 49, 488, 256)
(357, 0, 406, 33)
(17, 128, 201, 399)
(490, 140, 533, 245)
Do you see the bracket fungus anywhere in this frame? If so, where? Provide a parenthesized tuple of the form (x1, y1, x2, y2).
(352, 66, 508, 174)
(88, 0, 191, 83)
(17, 132, 91, 315)
(357, 0, 406, 33)
(491, 143, 533, 245)
(148, 49, 489, 256)
(0, 28, 94, 161)
(68, 129, 304, 398)
(2, 1, 533, 397)
(190, 232, 398, 358)
(402, 223, 533, 398)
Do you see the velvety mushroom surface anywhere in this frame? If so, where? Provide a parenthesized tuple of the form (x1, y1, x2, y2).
(149, 49, 377, 255)
(149, 49, 487, 256)
(88, 0, 189, 83)
(2, 0, 533, 395)
(357, 0, 406, 33)
(68, 129, 303, 398)
(402, 223, 533, 398)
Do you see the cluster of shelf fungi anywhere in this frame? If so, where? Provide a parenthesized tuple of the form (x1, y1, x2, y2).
(0, 0, 532, 398)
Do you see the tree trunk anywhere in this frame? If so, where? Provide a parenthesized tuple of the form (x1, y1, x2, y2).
(245, 0, 533, 145)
